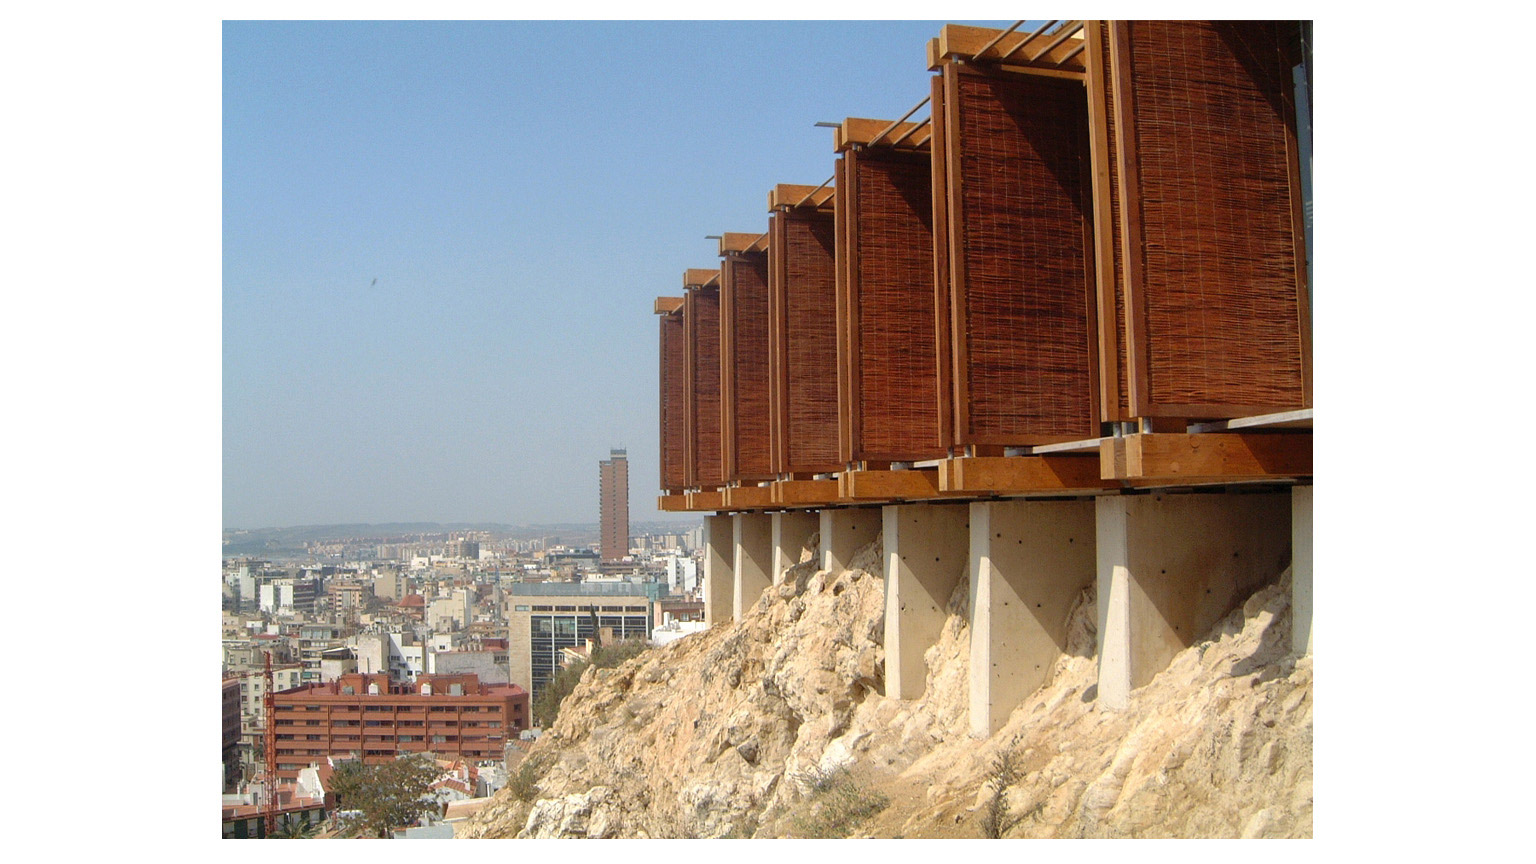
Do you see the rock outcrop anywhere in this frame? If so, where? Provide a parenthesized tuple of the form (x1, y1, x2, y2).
(459, 531, 1311, 839)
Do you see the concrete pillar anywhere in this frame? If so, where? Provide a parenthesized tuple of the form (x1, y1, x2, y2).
(1292, 485, 1312, 655)
(969, 499, 1096, 738)
(703, 515, 734, 627)
(771, 511, 820, 584)
(821, 507, 882, 574)
(733, 512, 773, 620)
(1095, 491, 1292, 710)
(883, 503, 970, 700)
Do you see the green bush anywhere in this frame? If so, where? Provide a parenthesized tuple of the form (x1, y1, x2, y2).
(788, 767, 889, 839)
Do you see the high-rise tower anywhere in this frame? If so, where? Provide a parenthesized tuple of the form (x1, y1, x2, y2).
(599, 448, 630, 561)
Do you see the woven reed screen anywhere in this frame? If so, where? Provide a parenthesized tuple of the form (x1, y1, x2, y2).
(1115, 20, 1310, 416)
(723, 252, 773, 481)
(944, 66, 1098, 444)
(658, 310, 686, 491)
(842, 147, 946, 462)
(686, 285, 724, 488)
(771, 208, 840, 473)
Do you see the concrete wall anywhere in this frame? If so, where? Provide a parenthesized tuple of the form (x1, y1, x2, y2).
(771, 511, 819, 584)
(703, 515, 735, 626)
(1096, 491, 1292, 710)
(822, 507, 882, 574)
(969, 499, 1096, 737)
(1292, 485, 1312, 655)
(734, 513, 774, 619)
(883, 503, 970, 700)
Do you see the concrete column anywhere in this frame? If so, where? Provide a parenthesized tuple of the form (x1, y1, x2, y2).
(883, 503, 970, 700)
(703, 515, 735, 627)
(821, 507, 882, 574)
(1292, 485, 1312, 656)
(1095, 491, 1292, 710)
(733, 512, 774, 620)
(969, 499, 1096, 738)
(771, 511, 820, 584)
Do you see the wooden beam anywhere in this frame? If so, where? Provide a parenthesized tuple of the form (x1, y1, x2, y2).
(769, 183, 835, 211)
(657, 494, 689, 512)
(772, 479, 842, 507)
(930, 23, 1087, 72)
(654, 296, 683, 315)
(719, 232, 761, 255)
(686, 490, 724, 511)
(1188, 409, 1314, 434)
(836, 117, 931, 152)
(1030, 436, 1108, 455)
(1104, 433, 1313, 481)
(684, 268, 719, 289)
(838, 468, 942, 500)
(723, 485, 774, 509)
(939, 456, 1110, 493)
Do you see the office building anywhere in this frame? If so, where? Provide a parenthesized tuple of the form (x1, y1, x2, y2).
(599, 448, 630, 561)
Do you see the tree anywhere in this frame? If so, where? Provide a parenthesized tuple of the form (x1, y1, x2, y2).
(328, 754, 441, 838)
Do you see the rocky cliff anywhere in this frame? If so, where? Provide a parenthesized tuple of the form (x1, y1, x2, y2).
(460, 531, 1311, 839)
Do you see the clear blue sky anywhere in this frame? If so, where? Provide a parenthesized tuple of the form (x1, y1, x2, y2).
(223, 19, 1012, 530)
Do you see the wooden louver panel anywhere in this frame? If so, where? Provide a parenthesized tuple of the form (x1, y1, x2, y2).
(722, 251, 773, 482)
(771, 208, 840, 474)
(840, 147, 946, 463)
(658, 310, 686, 491)
(944, 65, 1098, 445)
(1114, 20, 1310, 417)
(686, 285, 724, 488)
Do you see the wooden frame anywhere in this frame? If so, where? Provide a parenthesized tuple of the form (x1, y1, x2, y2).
(1104, 20, 1313, 420)
(719, 243, 774, 484)
(933, 58, 1101, 450)
(836, 118, 949, 465)
(768, 185, 842, 477)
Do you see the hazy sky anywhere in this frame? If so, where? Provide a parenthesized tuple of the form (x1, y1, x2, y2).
(223, 19, 1012, 530)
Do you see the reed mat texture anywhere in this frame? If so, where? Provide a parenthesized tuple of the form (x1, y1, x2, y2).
(659, 311, 686, 490)
(953, 70, 1096, 442)
(726, 253, 773, 480)
(689, 285, 724, 487)
(851, 149, 943, 460)
(1128, 20, 1306, 410)
(781, 210, 840, 471)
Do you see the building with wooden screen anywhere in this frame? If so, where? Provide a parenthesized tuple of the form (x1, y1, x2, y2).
(654, 20, 1312, 734)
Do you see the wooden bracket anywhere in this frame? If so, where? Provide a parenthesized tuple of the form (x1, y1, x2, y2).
(838, 468, 943, 500)
(835, 118, 931, 153)
(769, 183, 835, 211)
(654, 296, 683, 315)
(939, 456, 1111, 494)
(1100, 433, 1313, 482)
(684, 268, 719, 289)
(772, 479, 842, 507)
(722, 485, 774, 509)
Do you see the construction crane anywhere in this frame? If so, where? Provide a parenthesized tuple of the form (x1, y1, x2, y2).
(263, 651, 278, 837)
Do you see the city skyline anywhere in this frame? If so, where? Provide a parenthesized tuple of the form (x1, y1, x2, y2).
(223, 19, 994, 531)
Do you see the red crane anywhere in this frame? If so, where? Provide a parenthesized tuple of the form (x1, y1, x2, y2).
(263, 651, 278, 837)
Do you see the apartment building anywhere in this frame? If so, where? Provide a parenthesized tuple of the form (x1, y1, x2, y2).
(270, 672, 528, 780)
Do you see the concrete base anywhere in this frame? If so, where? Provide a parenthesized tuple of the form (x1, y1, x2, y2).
(884, 503, 970, 700)
(771, 511, 820, 584)
(703, 515, 735, 627)
(1096, 491, 1292, 710)
(969, 499, 1096, 737)
(733, 513, 773, 620)
(821, 507, 882, 574)
(1292, 485, 1312, 655)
